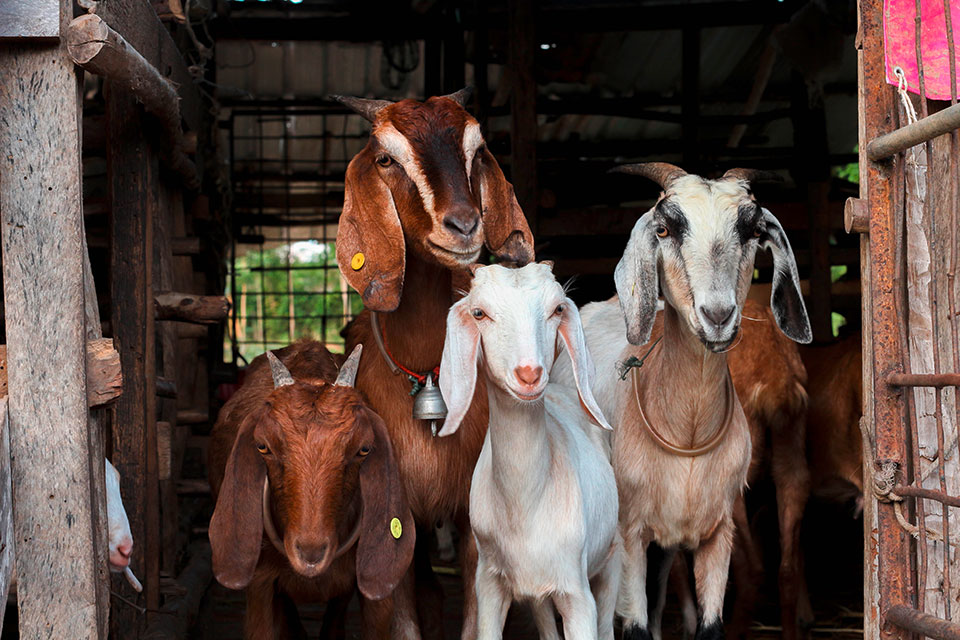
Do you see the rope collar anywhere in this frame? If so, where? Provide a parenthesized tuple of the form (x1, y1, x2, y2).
(371, 311, 440, 394)
(630, 345, 736, 457)
(261, 477, 362, 561)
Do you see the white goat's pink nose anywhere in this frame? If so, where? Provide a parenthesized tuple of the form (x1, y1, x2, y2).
(514, 365, 543, 386)
(117, 538, 132, 559)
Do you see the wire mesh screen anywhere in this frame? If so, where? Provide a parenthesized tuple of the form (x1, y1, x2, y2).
(226, 106, 368, 364)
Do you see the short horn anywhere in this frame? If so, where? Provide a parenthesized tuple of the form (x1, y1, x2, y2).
(328, 95, 393, 122)
(266, 351, 294, 388)
(609, 162, 687, 190)
(334, 344, 363, 388)
(722, 168, 784, 184)
(440, 86, 473, 107)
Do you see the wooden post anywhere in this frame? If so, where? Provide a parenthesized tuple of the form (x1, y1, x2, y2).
(108, 79, 161, 632)
(0, 0, 108, 633)
(508, 0, 538, 232)
(0, 399, 15, 632)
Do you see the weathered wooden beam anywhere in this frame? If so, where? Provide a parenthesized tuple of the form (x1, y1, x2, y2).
(108, 77, 160, 632)
(0, 400, 15, 632)
(176, 410, 209, 425)
(0, 4, 108, 631)
(66, 14, 199, 190)
(154, 292, 229, 324)
(89, 0, 200, 132)
(0, 341, 122, 408)
(177, 324, 209, 340)
(157, 421, 172, 481)
(0, 0, 58, 40)
(157, 377, 178, 399)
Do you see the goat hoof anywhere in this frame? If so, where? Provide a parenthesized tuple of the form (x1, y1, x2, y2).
(623, 624, 654, 640)
(695, 619, 725, 640)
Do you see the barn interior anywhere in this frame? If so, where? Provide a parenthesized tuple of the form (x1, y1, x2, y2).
(0, 0, 870, 637)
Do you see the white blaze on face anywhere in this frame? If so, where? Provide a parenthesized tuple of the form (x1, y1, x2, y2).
(373, 122, 437, 217)
(105, 458, 133, 572)
(462, 122, 484, 182)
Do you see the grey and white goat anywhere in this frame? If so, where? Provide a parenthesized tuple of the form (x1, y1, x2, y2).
(438, 263, 622, 640)
(554, 164, 811, 640)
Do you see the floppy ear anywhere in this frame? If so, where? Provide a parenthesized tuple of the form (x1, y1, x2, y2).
(209, 412, 267, 590)
(356, 409, 416, 600)
(557, 298, 612, 430)
(476, 148, 534, 266)
(614, 210, 661, 345)
(437, 303, 481, 437)
(759, 208, 812, 344)
(336, 145, 406, 312)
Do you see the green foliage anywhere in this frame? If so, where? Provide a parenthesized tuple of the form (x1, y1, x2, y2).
(226, 241, 362, 363)
(833, 145, 860, 184)
(832, 311, 848, 337)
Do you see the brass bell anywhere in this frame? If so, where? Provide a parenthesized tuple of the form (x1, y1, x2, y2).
(412, 373, 447, 436)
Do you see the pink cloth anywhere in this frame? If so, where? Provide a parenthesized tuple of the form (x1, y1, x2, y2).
(885, 0, 960, 100)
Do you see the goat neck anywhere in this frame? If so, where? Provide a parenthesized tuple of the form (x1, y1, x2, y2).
(638, 304, 735, 450)
(484, 384, 553, 504)
(377, 251, 454, 372)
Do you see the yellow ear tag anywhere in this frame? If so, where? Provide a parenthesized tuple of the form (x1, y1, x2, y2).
(390, 517, 402, 539)
(351, 252, 365, 271)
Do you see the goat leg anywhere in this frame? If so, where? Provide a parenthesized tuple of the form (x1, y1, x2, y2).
(618, 531, 652, 640)
(457, 511, 480, 640)
(693, 518, 735, 640)
(553, 579, 600, 640)
(530, 598, 561, 640)
(648, 545, 677, 640)
(474, 553, 510, 640)
(359, 592, 396, 640)
(412, 530, 444, 640)
(392, 562, 424, 640)
(726, 496, 762, 639)
(591, 534, 623, 640)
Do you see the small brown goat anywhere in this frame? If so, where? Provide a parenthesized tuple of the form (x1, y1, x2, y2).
(208, 341, 415, 639)
(333, 89, 534, 639)
(800, 334, 863, 504)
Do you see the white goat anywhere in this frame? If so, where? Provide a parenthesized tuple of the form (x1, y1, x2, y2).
(438, 262, 621, 640)
(553, 164, 811, 640)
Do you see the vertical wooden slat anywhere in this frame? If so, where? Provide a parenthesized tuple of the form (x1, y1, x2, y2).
(108, 81, 160, 633)
(508, 0, 537, 232)
(0, 0, 107, 634)
(0, 399, 15, 632)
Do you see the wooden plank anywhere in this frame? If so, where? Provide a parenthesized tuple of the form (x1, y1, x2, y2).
(91, 0, 200, 132)
(0, 4, 107, 633)
(507, 0, 537, 232)
(154, 292, 229, 324)
(0, 340, 120, 408)
(0, 399, 15, 632)
(0, 0, 58, 40)
(108, 78, 160, 633)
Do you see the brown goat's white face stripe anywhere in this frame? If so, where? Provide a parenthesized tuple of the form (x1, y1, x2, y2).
(462, 122, 484, 182)
(374, 122, 437, 217)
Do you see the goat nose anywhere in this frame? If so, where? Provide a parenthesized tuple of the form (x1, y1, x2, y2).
(443, 208, 480, 238)
(700, 304, 736, 328)
(296, 541, 329, 566)
(117, 539, 132, 559)
(514, 365, 543, 386)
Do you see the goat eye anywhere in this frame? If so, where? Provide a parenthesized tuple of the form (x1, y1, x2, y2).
(554, 304, 565, 316)
(753, 226, 764, 238)
(471, 308, 486, 320)
(655, 225, 669, 238)
(256, 443, 270, 455)
(358, 445, 371, 457)
(376, 154, 393, 167)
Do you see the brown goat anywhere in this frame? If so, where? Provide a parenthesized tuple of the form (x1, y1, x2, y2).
(333, 90, 534, 639)
(800, 334, 863, 504)
(208, 341, 415, 639)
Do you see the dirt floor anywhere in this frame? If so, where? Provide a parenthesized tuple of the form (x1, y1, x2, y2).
(189, 490, 865, 639)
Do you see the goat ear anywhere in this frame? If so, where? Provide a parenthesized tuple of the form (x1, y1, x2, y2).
(615, 210, 660, 345)
(336, 145, 406, 312)
(209, 413, 266, 590)
(558, 299, 612, 430)
(437, 304, 481, 437)
(356, 409, 415, 600)
(759, 207, 812, 344)
(476, 148, 534, 266)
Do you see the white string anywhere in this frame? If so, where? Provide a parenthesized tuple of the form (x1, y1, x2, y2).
(893, 66, 920, 125)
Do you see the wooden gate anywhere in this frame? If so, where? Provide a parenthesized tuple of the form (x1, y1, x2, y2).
(858, 0, 960, 638)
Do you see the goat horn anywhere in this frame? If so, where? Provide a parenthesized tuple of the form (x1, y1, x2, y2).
(334, 344, 363, 388)
(266, 351, 295, 388)
(328, 95, 393, 123)
(609, 162, 688, 190)
(440, 86, 473, 107)
(722, 168, 784, 184)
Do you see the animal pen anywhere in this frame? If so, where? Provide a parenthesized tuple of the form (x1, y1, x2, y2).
(0, 0, 957, 638)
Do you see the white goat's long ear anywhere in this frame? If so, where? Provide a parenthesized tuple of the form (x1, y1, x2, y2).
(437, 304, 481, 437)
(759, 208, 812, 344)
(558, 299, 612, 430)
(615, 210, 660, 345)
(334, 344, 363, 387)
(266, 351, 294, 388)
